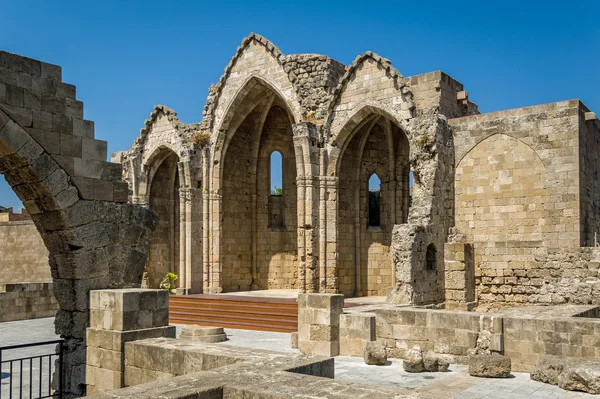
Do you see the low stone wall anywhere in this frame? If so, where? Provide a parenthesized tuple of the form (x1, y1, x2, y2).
(371, 307, 499, 361)
(0, 283, 58, 322)
(475, 245, 600, 310)
(344, 301, 600, 372)
(503, 309, 600, 371)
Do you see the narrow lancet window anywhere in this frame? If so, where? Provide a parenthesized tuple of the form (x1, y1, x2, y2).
(270, 151, 283, 196)
(426, 244, 437, 271)
(368, 173, 381, 227)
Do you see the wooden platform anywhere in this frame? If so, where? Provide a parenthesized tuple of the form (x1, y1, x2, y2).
(169, 291, 387, 333)
(169, 294, 299, 333)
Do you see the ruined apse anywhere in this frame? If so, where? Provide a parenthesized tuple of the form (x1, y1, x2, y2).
(117, 33, 600, 309)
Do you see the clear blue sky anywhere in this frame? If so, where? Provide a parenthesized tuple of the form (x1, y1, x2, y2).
(1, 0, 598, 208)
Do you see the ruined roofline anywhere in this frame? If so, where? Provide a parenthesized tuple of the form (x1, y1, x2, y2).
(326, 50, 410, 125)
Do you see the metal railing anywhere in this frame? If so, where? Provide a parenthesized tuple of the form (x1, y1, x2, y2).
(0, 340, 63, 399)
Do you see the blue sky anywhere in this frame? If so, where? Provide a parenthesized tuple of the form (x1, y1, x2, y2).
(1, 0, 598, 208)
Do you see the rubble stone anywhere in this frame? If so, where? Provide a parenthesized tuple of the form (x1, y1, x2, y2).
(530, 358, 565, 385)
(558, 360, 600, 394)
(469, 353, 511, 378)
(403, 348, 424, 373)
(364, 342, 387, 365)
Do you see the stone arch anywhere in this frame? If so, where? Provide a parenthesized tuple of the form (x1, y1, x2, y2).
(455, 131, 546, 169)
(335, 109, 410, 297)
(328, 105, 409, 177)
(205, 33, 303, 137)
(211, 76, 300, 193)
(144, 147, 181, 288)
(218, 79, 300, 292)
(325, 52, 415, 145)
(455, 133, 549, 244)
(0, 83, 155, 398)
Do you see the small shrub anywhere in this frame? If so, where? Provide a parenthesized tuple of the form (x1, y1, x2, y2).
(190, 131, 210, 147)
(160, 272, 178, 295)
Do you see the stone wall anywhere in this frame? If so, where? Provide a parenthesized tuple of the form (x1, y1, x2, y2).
(0, 282, 58, 322)
(408, 71, 478, 119)
(451, 100, 582, 248)
(504, 313, 600, 371)
(579, 103, 600, 246)
(255, 105, 298, 289)
(372, 307, 493, 361)
(474, 246, 600, 309)
(0, 219, 50, 283)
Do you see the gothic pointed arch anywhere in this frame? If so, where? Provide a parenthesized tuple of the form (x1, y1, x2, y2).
(203, 33, 303, 138)
(325, 51, 415, 146)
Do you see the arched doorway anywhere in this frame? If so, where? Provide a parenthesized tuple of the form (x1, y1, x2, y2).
(145, 149, 180, 288)
(219, 81, 298, 292)
(337, 112, 410, 296)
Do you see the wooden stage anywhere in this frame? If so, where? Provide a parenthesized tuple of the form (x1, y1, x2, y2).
(169, 290, 385, 333)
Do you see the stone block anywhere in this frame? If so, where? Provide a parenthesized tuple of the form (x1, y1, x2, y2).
(469, 353, 511, 378)
(82, 138, 107, 161)
(364, 341, 387, 365)
(59, 133, 81, 157)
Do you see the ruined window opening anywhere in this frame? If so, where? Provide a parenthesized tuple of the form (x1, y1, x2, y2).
(270, 151, 283, 196)
(426, 244, 436, 271)
(368, 173, 381, 227)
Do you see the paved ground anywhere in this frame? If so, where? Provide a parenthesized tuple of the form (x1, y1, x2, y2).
(0, 317, 60, 398)
(0, 318, 594, 398)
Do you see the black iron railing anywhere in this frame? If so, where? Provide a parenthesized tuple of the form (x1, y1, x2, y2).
(0, 340, 63, 399)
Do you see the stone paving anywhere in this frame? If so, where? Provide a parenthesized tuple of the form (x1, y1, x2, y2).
(0, 317, 61, 398)
(0, 317, 595, 398)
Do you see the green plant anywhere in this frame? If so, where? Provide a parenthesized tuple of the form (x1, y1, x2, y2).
(160, 272, 178, 295)
(271, 186, 283, 196)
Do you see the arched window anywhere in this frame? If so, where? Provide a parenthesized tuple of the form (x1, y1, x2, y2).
(270, 151, 283, 196)
(426, 244, 436, 271)
(368, 173, 381, 227)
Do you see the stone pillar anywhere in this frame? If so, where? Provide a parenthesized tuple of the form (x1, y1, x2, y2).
(297, 293, 343, 356)
(339, 313, 376, 356)
(444, 242, 476, 310)
(293, 123, 320, 293)
(85, 289, 175, 395)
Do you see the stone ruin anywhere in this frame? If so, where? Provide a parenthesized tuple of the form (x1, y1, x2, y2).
(117, 33, 600, 311)
(0, 51, 157, 397)
(2, 32, 600, 397)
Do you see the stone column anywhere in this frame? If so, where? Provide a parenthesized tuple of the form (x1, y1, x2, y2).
(293, 123, 320, 293)
(297, 293, 344, 356)
(85, 289, 175, 395)
(207, 192, 223, 293)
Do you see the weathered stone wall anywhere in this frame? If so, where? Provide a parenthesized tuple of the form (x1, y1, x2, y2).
(0, 282, 58, 322)
(474, 246, 600, 309)
(372, 307, 491, 361)
(0, 219, 51, 283)
(504, 313, 600, 372)
(579, 103, 600, 246)
(256, 105, 297, 289)
(221, 116, 254, 292)
(145, 151, 179, 289)
(408, 71, 479, 119)
(444, 241, 475, 310)
(451, 100, 581, 248)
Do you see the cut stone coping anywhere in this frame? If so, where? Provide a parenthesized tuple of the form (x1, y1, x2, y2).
(88, 337, 418, 398)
